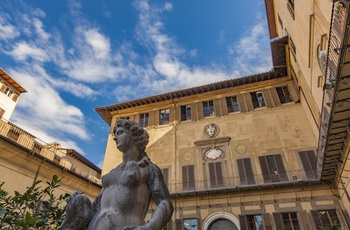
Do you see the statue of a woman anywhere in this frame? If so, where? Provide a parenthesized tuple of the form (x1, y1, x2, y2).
(61, 119, 173, 230)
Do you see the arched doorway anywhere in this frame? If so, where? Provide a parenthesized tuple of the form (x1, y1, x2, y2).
(202, 212, 240, 230)
(209, 218, 238, 230)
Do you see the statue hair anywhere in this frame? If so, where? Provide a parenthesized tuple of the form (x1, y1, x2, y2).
(114, 119, 149, 152)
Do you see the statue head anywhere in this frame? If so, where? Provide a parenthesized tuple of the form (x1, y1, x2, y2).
(113, 119, 149, 152)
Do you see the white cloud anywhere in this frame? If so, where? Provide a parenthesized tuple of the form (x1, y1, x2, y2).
(9, 42, 49, 62)
(84, 28, 111, 60)
(0, 17, 20, 40)
(33, 18, 50, 41)
(164, 2, 173, 11)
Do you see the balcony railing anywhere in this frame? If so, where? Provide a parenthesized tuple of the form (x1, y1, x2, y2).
(166, 169, 317, 195)
(0, 118, 101, 184)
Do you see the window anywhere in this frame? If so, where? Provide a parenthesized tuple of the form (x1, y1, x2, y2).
(12, 93, 19, 102)
(290, 37, 297, 61)
(282, 213, 300, 229)
(203, 100, 215, 117)
(181, 105, 191, 121)
(184, 219, 197, 230)
(251, 91, 265, 108)
(208, 162, 224, 188)
(259, 154, 288, 183)
(139, 113, 149, 127)
(276, 86, 293, 104)
(299, 150, 317, 179)
(311, 210, 340, 229)
(247, 215, 263, 230)
(0, 107, 5, 119)
(159, 109, 170, 125)
(226, 96, 240, 113)
(182, 165, 195, 190)
(237, 158, 255, 185)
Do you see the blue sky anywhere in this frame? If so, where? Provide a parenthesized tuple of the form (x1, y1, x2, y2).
(0, 0, 272, 167)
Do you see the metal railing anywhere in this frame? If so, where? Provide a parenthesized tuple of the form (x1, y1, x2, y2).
(0, 118, 101, 184)
(166, 169, 318, 194)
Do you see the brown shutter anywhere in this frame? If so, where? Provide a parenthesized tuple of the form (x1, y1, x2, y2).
(237, 159, 246, 185)
(239, 215, 249, 230)
(197, 218, 201, 230)
(299, 151, 316, 179)
(213, 98, 221, 117)
(262, 89, 273, 108)
(12, 93, 19, 102)
(135, 114, 140, 124)
(197, 102, 204, 120)
(221, 97, 229, 115)
(244, 93, 254, 111)
(273, 213, 284, 229)
(270, 87, 282, 107)
(263, 213, 273, 230)
(209, 162, 216, 187)
(297, 210, 312, 230)
(311, 210, 322, 229)
(175, 105, 181, 122)
(148, 111, 155, 126)
(188, 165, 195, 189)
(175, 219, 182, 229)
(216, 162, 224, 187)
(191, 103, 198, 121)
(244, 158, 255, 184)
(169, 107, 175, 123)
(154, 111, 159, 126)
(182, 166, 188, 190)
(259, 156, 271, 183)
(0, 108, 5, 118)
(336, 207, 348, 228)
(275, 154, 288, 181)
(162, 168, 169, 187)
(0, 84, 6, 92)
(237, 94, 247, 112)
(183, 165, 195, 190)
(287, 81, 299, 102)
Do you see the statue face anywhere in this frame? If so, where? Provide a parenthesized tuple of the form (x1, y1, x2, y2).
(114, 126, 133, 152)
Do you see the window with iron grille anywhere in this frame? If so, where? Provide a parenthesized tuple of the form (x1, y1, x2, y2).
(311, 210, 340, 229)
(250, 91, 265, 109)
(226, 96, 240, 113)
(183, 219, 197, 230)
(139, 113, 149, 127)
(203, 100, 215, 117)
(180, 105, 191, 121)
(259, 154, 288, 183)
(159, 109, 170, 125)
(282, 212, 300, 230)
(247, 215, 263, 230)
(276, 86, 293, 104)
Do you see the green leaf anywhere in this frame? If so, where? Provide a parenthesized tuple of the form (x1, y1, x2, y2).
(52, 175, 58, 183)
(0, 209, 7, 216)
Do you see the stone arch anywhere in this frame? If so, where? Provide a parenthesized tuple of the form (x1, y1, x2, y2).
(202, 211, 240, 230)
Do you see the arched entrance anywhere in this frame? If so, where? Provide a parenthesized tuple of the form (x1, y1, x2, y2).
(202, 212, 240, 230)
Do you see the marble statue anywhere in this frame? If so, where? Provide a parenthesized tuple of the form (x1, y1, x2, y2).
(61, 119, 174, 230)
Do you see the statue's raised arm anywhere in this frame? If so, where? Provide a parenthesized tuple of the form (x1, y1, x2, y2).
(61, 119, 173, 230)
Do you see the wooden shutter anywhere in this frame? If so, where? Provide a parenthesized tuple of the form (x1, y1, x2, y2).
(273, 213, 284, 229)
(297, 210, 313, 230)
(299, 151, 317, 179)
(221, 97, 229, 115)
(244, 93, 254, 111)
(197, 218, 201, 230)
(161, 168, 169, 187)
(182, 165, 195, 190)
(191, 103, 198, 121)
(336, 207, 348, 228)
(239, 215, 249, 230)
(274, 154, 288, 181)
(197, 102, 204, 120)
(263, 213, 273, 230)
(287, 82, 299, 102)
(175, 219, 182, 229)
(169, 107, 175, 123)
(270, 87, 282, 107)
(148, 111, 155, 126)
(237, 94, 247, 112)
(259, 156, 271, 183)
(208, 162, 224, 188)
(175, 105, 181, 122)
(0, 108, 5, 118)
(311, 210, 322, 229)
(213, 98, 221, 117)
(237, 158, 255, 185)
(12, 93, 19, 102)
(262, 89, 274, 108)
(0, 84, 6, 92)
